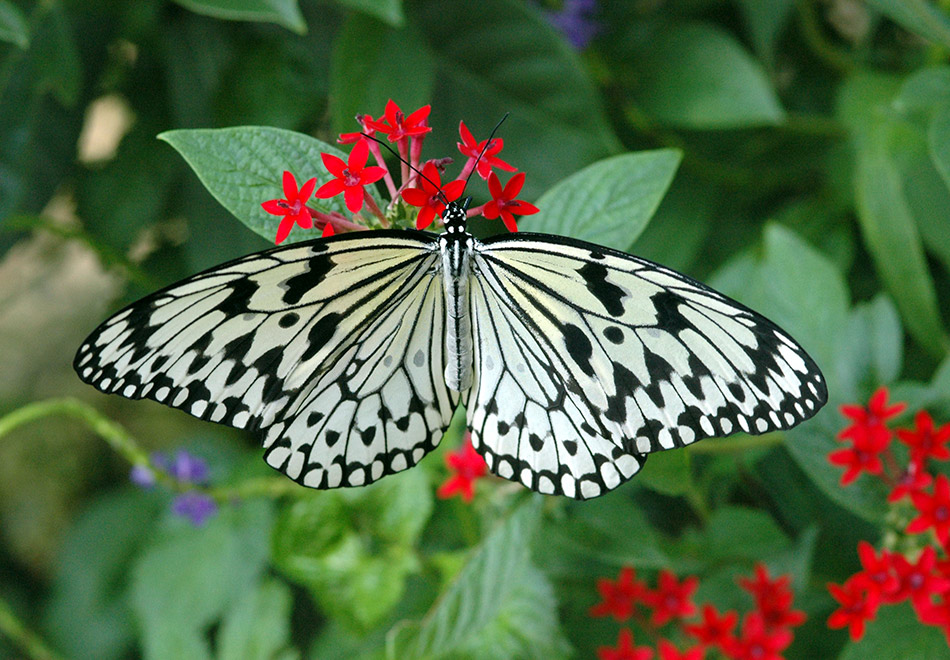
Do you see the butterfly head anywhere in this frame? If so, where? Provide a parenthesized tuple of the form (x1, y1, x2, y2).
(442, 198, 470, 234)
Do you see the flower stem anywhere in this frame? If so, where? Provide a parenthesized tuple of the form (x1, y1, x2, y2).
(366, 140, 399, 199)
(0, 595, 65, 660)
(363, 193, 389, 227)
(687, 432, 785, 455)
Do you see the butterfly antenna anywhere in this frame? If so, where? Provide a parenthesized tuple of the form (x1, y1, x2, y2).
(462, 112, 510, 192)
(360, 132, 448, 204)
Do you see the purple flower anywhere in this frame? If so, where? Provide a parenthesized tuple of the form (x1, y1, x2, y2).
(169, 450, 210, 484)
(172, 492, 218, 526)
(545, 0, 599, 50)
(129, 463, 156, 489)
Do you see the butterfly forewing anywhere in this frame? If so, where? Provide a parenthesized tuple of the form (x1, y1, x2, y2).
(74, 231, 458, 488)
(467, 233, 827, 498)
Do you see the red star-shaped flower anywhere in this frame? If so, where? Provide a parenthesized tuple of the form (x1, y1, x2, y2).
(338, 113, 377, 144)
(645, 569, 698, 626)
(657, 639, 704, 660)
(898, 410, 950, 462)
(261, 171, 317, 244)
(888, 546, 950, 610)
(888, 456, 933, 502)
(726, 611, 793, 660)
(315, 139, 387, 214)
(683, 604, 738, 649)
(908, 474, 950, 546)
(436, 436, 487, 502)
(737, 563, 805, 630)
(457, 120, 517, 180)
(850, 541, 899, 599)
(827, 577, 879, 641)
(828, 425, 890, 485)
(597, 628, 654, 660)
(838, 386, 905, 441)
(589, 566, 648, 621)
(401, 162, 466, 230)
(365, 99, 432, 142)
(482, 171, 539, 232)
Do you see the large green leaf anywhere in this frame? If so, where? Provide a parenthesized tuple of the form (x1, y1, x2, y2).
(0, 0, 28, 48)
(635, 23, 785, 129)
(159, 127, 350, 245)
(217, 578, 297, 660)
(130, 500, 274, 660)
(391, 498, 571, 660)
(519, 149, 681, 250)
(335, 0, 404, 27)
(704, 506, 789, 561)
(865, 0, 950, 49)
(838, 602, 950, 660)
(838, 73, 948, 359)
(272, 468, 432, 631)
(171, 0, 306, 34)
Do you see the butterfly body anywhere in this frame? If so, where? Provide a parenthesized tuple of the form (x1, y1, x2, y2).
(76, 202, 827, 499)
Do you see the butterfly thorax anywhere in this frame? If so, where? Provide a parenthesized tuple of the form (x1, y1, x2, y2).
(440, 201, 475, 392)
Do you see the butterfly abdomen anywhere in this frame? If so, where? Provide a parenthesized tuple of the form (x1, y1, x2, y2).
(441, 233, 475, 392)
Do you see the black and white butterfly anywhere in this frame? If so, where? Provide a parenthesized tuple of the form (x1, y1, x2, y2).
(75, 196, 827, 499)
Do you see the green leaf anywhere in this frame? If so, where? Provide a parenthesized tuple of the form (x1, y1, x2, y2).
(637, 448, 691, 497)
(217, 578, 296, 660)
(929, 103, 950, 189)
(391, 498, 570, 660)
(335, 0, 404, 27)
(839, 72, 949, 358)
(894, 66, 950, 112)
(130, 500, 274, 660)
(272, 468, 432, 631)
(159, 127, 350, 245)
(409, 0, 622, 196)
(44, 491, 162, 660)
(520, 149, 682, 250)
(734, 0, 795, 64)
(329, 13, 435, 137)
(836, 295, 903, 399)
(31, 3, 80, 106)
(705, 506, 789, 560)
(839, 602, 950, 660)
(864, 0, 950, 50)
(635, 23, 785, 129)
(171, 0, 306, 34)
(0, 0, 29, 48)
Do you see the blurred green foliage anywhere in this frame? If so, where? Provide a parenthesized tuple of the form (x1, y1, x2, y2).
(3, 0, 950, 658)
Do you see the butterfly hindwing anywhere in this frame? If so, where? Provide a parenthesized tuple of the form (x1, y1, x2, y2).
(467, 232, 827, 498)
(74, 230, 459, 488)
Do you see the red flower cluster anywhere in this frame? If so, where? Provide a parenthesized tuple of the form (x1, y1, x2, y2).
(826, 387, 950, 643)
(436, 434, 488, 502)
(591, 563, 805, 660)
(261, 100, 539, 243)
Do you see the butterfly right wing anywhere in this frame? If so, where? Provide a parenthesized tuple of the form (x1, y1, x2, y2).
(75, 231, 459, 489)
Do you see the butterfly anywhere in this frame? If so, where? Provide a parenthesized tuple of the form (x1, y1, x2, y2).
(74, 191, 827, 499)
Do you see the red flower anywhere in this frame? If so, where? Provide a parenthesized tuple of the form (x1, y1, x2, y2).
(401, 162, 466, 230)
(888, 456, 933, 502)
(338, 113, 377, 144)
(851, 542, 899, 598)
(726, 612, 792, 660)
(315, 139, 387, 213)
(436, 437, 487, 502)
(737, 563, 805, 630)
(645, 569, 698, 626)
(888, 547, 950, 609)
(590, 566, 648, 621)
(365, 99, 432, 142)
(482, 171, 539, 232)
(684, 604, 738, 649)
(457, 120, 517, 180)
(838, 386, 905, 441)
(597, 628, 654, 660)
(657, 639, 704, 660)
(898, 411, 950, 462)
(908, 474, 950, 546)
(827, 577, 879, 641)
(261, 171, 317, 244)
(828, 426, 890, 485)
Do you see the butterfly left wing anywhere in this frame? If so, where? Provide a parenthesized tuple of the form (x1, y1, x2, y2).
(75, 231, 459, 489)
(466, 232, 827, 499)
